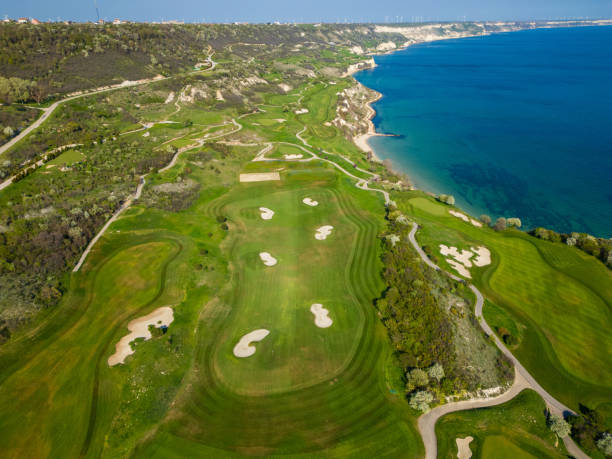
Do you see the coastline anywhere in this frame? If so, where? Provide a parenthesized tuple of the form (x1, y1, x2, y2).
(347, 24, 612, 240)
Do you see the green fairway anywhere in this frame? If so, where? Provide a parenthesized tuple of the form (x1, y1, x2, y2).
(399, 193, 612, 415)
(436, 389, 566, 458)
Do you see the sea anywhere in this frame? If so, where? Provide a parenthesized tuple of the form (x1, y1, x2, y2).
(355, 25, 612, 238)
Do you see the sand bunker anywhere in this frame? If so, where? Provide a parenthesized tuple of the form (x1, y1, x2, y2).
(315, 225, 334, 240)
(259, 207, 274, 220)
(450, 210, 482, 228)
(233, 329, 270, 357)
(108, 306, 174, 366)
(456, 436, 474, 459)
(449, 210, 469, 222)
(303, 198, 318, 207)
(471, 246, 491, 267)
(294, 108, 309, 114)
(310, 304, 333, 328)
(439, 244, 492, 278)
(239, 172, 281, 182)
(440, 245, 474, 267)
(284, 154, 303, 159)
(259, 252, 278, 266)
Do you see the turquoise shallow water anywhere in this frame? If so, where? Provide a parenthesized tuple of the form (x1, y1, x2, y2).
(355, 26, 612, 238)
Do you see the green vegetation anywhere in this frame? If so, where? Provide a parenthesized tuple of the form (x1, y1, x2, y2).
(436, 389, 567, 458)
(397, 192, 612, 427)
(0, 20, 610, 457)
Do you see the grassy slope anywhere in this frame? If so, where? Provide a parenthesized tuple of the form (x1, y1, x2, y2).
(0, 80, 424, 457)
(133, 161, 422, 457)
(436, 389, 567, 458)
(399, 193, 612, 416)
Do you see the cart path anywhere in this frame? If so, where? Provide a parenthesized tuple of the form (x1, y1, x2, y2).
(407, 222, 587, 459)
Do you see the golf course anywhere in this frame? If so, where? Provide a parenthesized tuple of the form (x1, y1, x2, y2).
(0, 20, 611, 459)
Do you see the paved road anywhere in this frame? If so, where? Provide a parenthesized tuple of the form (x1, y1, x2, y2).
(407, 222, 588, 459)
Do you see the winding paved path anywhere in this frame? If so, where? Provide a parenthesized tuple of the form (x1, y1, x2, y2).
(407, 223, 588, 459)
(0, 55, 216, 159)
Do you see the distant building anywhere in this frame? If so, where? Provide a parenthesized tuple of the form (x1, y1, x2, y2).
(113, 18, 121, 25)
(17, 17, 28, 23)
(30, 18, 41, 25)
(97, 19, 105, 25)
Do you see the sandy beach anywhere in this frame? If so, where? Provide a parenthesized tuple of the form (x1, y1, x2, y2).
(352, 87, 385, 161)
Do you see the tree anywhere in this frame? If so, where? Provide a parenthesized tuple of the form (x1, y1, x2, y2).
(548, 414, 571, 438)
(428, 363, 445, 382)
(409, 391, 434, 412)
(507, 217, 522, 228)
(437, 194, 455, 205)
(406, 368, 429, 392)
(479, 214, 491, 226)
(597, 433, 612, 456)
(494, 217, 507, 232)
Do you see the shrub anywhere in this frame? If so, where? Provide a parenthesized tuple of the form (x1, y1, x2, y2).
(428, 363, 445, 382)
(494, 217, 506, 232)
(507, 217, 522, 228)
(409, 391, 434, 412)
(548, 414, 571, 438)
(479, 214, 491, 226)
(597, 433, 612, 456)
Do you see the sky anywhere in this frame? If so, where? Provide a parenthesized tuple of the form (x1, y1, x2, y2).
(3, 0, 612, 23)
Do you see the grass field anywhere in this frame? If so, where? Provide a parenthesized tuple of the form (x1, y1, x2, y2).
(435, 389, 567, 458)
(0, 112, 424, 456)
(400, 193, 612, 418)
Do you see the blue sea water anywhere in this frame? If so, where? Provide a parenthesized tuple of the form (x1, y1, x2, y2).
(355, 26, 612, 237)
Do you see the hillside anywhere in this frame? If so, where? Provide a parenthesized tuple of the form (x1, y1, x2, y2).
(0, 19, 609, 459)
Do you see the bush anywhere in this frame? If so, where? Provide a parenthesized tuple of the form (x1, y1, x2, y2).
(409, 391, 434, 412)
(494, 217, 506, 232)
(479, 214, 491, 226)
(507, 217, 522, 228)
(548, 414, 571, 438)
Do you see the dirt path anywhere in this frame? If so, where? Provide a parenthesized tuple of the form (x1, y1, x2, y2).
(0, 55, 216, 159)
(0, 143, 83, 192)
(407, 222, 587, 459)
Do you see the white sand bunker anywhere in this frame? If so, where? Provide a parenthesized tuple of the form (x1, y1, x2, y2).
(456, 436, 474, 459)
(259, 252, 278, 266)
(108, 306, 174, 366)
(284, 154, 303, 159)
(295, 108, 309, 114)
(239, 172, 280, 182)
(439, 244, 491, 278)
(310, 303, 333, 328)
(315, 225, 334, 240)
(303, 198, 318, 207)
(449, 210, 482, 228)
(233, 329, 270, 357)
(259, 207, 274, 220)
(471, 246, 491, 266)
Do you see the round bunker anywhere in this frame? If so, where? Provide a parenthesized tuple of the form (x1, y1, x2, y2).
(315, 225, 334, 240)
(259, 252, 278, 266)
(310, 303, 333, 328)
(303, 198, 318, 207)
(233, 329, 270, 357)
(259, 207, 275, 220)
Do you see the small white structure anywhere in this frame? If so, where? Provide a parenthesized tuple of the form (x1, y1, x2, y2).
(259, 252, 278, 266)
(233, 329, 270, 357)
(310, 304, 333, 328)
